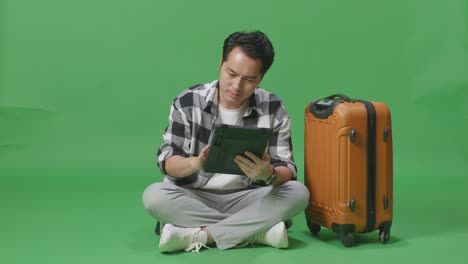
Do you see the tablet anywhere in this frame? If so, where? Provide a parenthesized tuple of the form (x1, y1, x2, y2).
(203, 124, 273, 175)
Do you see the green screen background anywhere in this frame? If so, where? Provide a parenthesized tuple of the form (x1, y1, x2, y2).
(1, 0, 467, 263)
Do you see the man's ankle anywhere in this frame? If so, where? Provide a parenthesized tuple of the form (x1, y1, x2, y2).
(202, 228, 215, 244)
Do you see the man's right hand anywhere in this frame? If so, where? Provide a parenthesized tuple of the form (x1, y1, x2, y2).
(165, 145, 210, 178)
(191, 145, 211, 171)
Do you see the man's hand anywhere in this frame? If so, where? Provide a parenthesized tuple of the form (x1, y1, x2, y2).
(234, 150, 273, 181)
(165, 145, 210, 178)
(190, 145, 211, 171)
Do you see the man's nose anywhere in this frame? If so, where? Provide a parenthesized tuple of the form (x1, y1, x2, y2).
(232, 77, 242, 90)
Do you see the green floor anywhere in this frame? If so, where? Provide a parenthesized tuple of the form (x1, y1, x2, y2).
(2, 152, 467, 264)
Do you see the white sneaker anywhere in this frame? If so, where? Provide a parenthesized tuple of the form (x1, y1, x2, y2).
(248, 222, 289, 248)
(159, 224, 210, 253)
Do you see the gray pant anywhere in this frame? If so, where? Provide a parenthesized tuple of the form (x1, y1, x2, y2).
(142, 181, 310, 249)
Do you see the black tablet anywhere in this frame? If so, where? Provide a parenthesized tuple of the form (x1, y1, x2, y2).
(203, 124, 273, 175)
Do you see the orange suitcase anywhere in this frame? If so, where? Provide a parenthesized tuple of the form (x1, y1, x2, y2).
(304, 94, 393, 247)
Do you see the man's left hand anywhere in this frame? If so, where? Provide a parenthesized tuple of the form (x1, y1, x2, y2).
(234, 150, 273, 181)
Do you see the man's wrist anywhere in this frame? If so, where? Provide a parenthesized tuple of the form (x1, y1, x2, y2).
(265, 166, 278, 185)
(190, 157, 203, 173)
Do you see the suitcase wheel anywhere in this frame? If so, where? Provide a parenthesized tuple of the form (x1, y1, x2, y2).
(305, 213, 321, 235)
(338, 232, 355, 247)
(308, 223, 321, 235)
(378, 229, 390, 244)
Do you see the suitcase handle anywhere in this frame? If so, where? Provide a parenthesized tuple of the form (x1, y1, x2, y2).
(309, 94, 354, 119)
(326, 94, 355, 102)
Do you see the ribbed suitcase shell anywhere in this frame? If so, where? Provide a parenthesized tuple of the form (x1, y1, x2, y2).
(304, 99, 393, 246)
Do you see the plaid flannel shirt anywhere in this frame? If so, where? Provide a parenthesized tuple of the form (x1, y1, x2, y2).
(156, 80, 296, 188)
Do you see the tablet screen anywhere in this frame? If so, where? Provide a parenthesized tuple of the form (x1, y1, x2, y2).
(203, 124, 273, 175)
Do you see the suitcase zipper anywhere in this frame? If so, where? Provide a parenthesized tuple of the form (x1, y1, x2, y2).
(358, 100, 377, 232)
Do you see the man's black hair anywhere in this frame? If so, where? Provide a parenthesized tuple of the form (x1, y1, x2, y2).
(222, 31, 275, 76)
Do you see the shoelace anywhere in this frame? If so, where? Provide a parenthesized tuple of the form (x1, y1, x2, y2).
(185, 242, 210, 253)
(235, 240, 256, 248)
(235, 231, 267, 248)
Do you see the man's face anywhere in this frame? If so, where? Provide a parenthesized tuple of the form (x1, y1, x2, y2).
(218, 47, 263, 109)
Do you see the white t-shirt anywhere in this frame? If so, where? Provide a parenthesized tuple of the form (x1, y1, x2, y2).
(201, 101, 249, 190)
